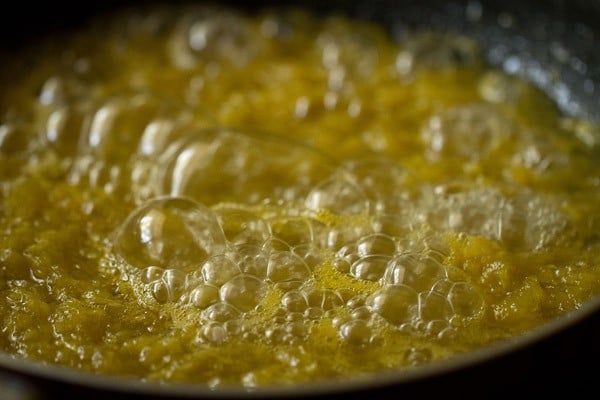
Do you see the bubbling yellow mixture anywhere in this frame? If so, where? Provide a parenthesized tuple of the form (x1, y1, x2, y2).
(1, 4, 600, 387)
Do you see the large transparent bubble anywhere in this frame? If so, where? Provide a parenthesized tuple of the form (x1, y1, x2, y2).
(114, 196, 226, 270)
(154, 127, 338, 206)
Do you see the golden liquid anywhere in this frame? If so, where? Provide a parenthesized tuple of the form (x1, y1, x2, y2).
(1, 4, 599, 387)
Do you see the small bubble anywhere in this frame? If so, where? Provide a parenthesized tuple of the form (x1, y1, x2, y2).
(270, 307, 288, 321)
(220, 274, 265, 312)
(332, 258, 351, 273)
(202, 322, 228, 344)
(292, 244, 322, 269)
(269, 217, 314, 247)
(202, 302, 241, 322)
(327, 224, 368, 251)
(332, 316, 347, 328)
(216, 207, 270, 246)
(224, 319, 242, 335)
(350, 306, 372, 320)
(303, 288, 343, 310)
(357, 233, 396, 257)
(228, 244, 268, 278)
(82, 95, 162, 162)
(262, 237, 292, 253)
(137, 119, 175, 157)
(265, 326, 289, 344)
(571, 119, 600, 148)
(339, 319, 372, 346)
(189, 284, 219, 309)
(39, 76, 67, 105)
(366, 284, 419, 325)
(267, 251, 311, 283)
(274, 281, 304, 292)
(419, 291, 453, 322)
(163, 268, 185, 285)
(304, 307, 324, 320)
(431, 278, 455, 296)
(285, 312, 304, 322)
(44, 105, 90, 157)
(425, 319, 450, 337)
(346, 295, 365, 309)
(285, 321, 307, 337)
(328, 66, 346, 91)
(141, 266, 164, 284)
(437, 326, 457, 343)
(201, 254, 241, 286)
(336, 244, 359, 265)
(149, 280, 169, 303)
(162, 269, 186, 296)
(184, 270, 204, 289)
(384, 253, 446, 292)
(259, 12, 295, 40)
(146, 268, 186, 303)
(194, 13, 256, 64)
(350, 255, 391, 281)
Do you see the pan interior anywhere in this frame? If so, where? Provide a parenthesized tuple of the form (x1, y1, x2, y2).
(0, 0, 599, 395)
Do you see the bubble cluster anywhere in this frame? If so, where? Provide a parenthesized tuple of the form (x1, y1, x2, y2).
(417, 184, 569, 250)
(421, 104, 515, 161)
(107, 94, 565, 346)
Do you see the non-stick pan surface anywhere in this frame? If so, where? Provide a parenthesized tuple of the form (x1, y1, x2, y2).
(1, 0, 599, 398)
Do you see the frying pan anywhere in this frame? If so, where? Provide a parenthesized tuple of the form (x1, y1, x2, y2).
(1, 0, 600, 398)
